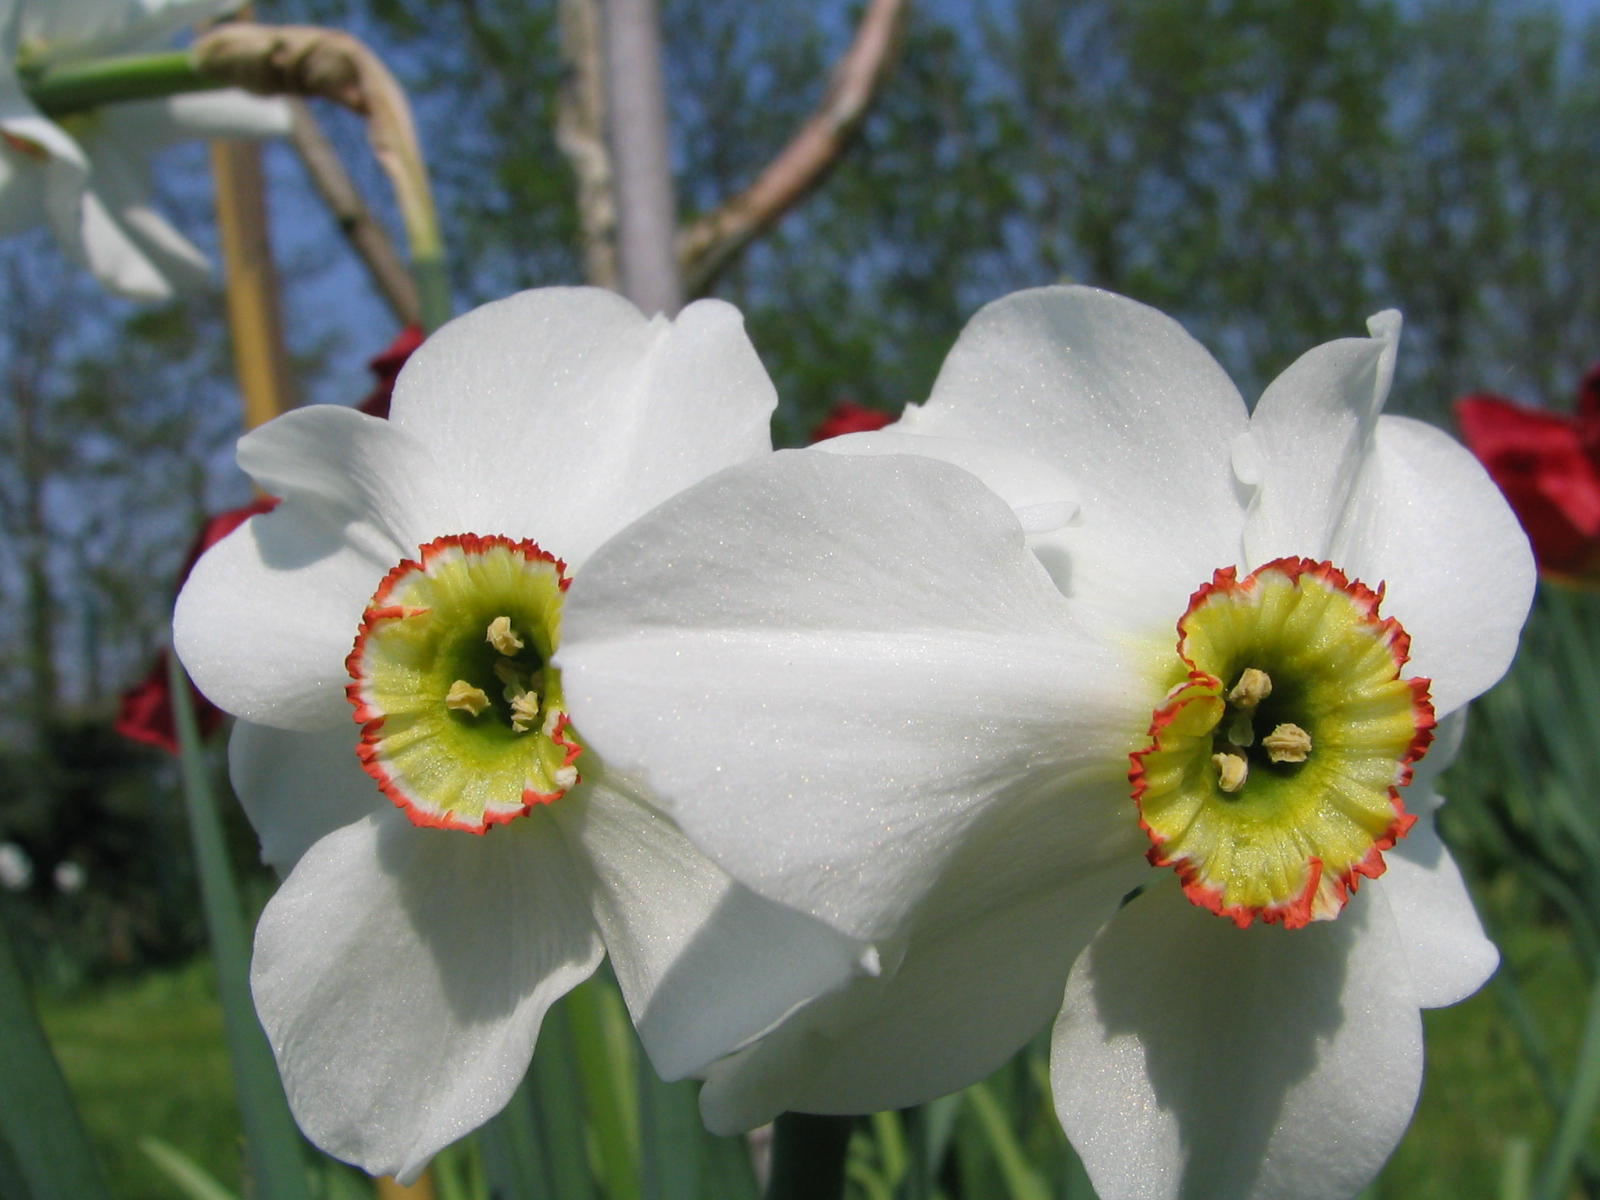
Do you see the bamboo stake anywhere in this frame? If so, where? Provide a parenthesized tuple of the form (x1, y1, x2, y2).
(210, 137, 296, 430)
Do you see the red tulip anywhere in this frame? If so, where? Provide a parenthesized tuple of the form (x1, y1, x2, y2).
(1456, 365, 1600, 581)
(810, 399, 893, 443)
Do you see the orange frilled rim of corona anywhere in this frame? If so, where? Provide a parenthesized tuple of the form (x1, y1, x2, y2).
(345, 533, 582, 833)
(1130, 557, 1435, 929)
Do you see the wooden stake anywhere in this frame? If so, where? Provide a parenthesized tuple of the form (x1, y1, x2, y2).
(210, 137, 296, 430)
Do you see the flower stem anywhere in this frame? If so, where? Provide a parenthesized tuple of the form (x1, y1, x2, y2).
(764, 1113, 853, 1200)
(24, 51, 220, 117)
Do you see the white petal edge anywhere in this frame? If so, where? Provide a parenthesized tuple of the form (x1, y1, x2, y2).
(390, 288, 775, 567)
(554, 781, 874, 1081)
(1367, 805, 1498, 1011)
(699, 790, 1146, 1133)
(1241, 311, 1400, 565)
(1335, 414, 1536, 718)
(175, 503, 391, 730)
(902, 285, 1252, 637)
(236, 405, 456, 560)
(253, 809, 603, 1182)
(176, 409, 457, 730)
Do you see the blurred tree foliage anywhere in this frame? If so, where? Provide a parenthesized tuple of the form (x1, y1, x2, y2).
(3, 0, 1598, 974)
(0, 231, 251, 981)
(284, 0, 1600, 435)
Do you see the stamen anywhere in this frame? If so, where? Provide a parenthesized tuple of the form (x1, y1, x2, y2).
(494, 659, 528, 701)
(486, 615, 524, 656)
(1227, 667, 1272, 709)
(1212, 751, 1249, 793)
(1262, 723, 1312, 763)
(510, 691, 542, 732)
(446, 680, 491, 717)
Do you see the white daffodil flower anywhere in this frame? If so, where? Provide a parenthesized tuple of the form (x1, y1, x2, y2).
(173, 288, 872, 1182)
(558, 286, 1535, 1200)
(1, 0, 290, 299)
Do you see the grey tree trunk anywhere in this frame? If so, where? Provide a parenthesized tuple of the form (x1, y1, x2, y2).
(599, 0, 683, 315)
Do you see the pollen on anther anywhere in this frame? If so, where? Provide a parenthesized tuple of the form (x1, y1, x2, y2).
(1212, 751, 1249, 793)
(446, 679, 491, 716)
(1228, 667, 1272, 709)
(510, 691, 542, 732)
(487, 615, 524, 656)
(1263, 722, 1312, 763)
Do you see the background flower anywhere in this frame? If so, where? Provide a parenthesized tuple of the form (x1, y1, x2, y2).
(1456, 365, 1600, 582)
(0, 0, 291, 298)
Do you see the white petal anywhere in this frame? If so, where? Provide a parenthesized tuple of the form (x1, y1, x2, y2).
(237, 405, 455, 558)
(1053, 882, 1421, 1200)
(28, 0, 242, 61)
(553, 781, 872, 1081)
(389, 289, 775, 566)
(175, 409, 458, 729)
(253, 809, 603, 1182)
(157, 91, 293, 139)
(66, 185, 175, 299)
(1365, 815, 1498, 1010)
(1412, 708, 1466, 796)
(699, 808, 1145, 1133)
(0, 86, 87, 172)
(228, 721, 382, 876)
(80, 140, 211, 291)
(819, 428, 1081, 533)
(1242, 311, 1401, 565)
(1332, 415, 1535, 718)
(561, 450, 1143, 943)
(900, 285, 1250, 636)
(174, 504, 389, 731)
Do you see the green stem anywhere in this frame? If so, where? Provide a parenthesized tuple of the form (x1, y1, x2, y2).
(25, 51, 222, 118)
(765, 1113, 854, 1200)
(167, 655, 312, 1200)
(414, 251, 452, 333)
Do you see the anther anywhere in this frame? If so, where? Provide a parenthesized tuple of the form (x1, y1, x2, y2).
(1227, 667, 1272, 710)
(445, 680, 490, 717)
(1212, 751, 1249, 793)
(1263, 723, 1312, 763)
(510, 691, 542, 732)
(486, 616, 524, 656)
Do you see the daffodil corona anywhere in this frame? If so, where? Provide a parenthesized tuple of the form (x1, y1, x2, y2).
(347, 534, 581, 829)
(559, 285, 1536, 1200)
(1133, 557, 1435, 928)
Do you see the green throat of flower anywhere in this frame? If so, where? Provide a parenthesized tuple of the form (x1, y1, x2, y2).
(345, 533, 582, 833)
(1130, 557, 1435, 929)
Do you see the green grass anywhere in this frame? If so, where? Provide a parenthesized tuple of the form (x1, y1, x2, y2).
(38, 960, 242, 1200)
(1382, 913, 1584, 1199)
(32, 894, 1599, 1200)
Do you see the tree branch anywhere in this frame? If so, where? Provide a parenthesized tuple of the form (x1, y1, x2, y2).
(286, 99, 422, 327)
(677, 0, 909, 296)
(195, 23, 450, 328)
